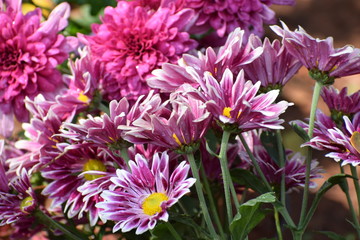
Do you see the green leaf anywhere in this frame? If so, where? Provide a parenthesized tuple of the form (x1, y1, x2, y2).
(290, 123, 310, 141)
(231, 168, 268, 194)
(302, 174, 354, 229)
(150, 223, 174, 240)
(260, 131, 284, 166)
(230, 192, 276, 240)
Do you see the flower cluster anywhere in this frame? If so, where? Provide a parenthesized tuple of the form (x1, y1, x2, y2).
(2, 0, 360, 239)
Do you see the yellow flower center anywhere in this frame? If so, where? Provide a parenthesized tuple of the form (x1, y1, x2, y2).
(83, 159, 107, 181)
(350, 131, 360, 154)
(222, 107, 232, 118)
(172, 133, 182, 146)
(77, 92, 90, 103)
(142, 192, 169, 216)
(20, 196, 34, 214)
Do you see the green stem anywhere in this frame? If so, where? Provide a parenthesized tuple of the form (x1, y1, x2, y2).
(218, 130, 234, 225)
(238, 133, 272, 191)
(350, 165, 360, 217)
(298, 81, 323, 228)
(120, 148, 130, 169)
(200, 165, 225, 239)
(186, 153, 219, 239)
(164, 222, 182, 240)
(274, 207, 283, 240)
(276, 130, 286, 207)
(34, 209, 85, 240)
(341, 166, 360, 238)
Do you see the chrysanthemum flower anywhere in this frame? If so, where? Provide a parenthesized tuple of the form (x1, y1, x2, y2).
(241, 35, 302, 91)
(61, 92, 168, 153)
(41, 144, 124, 225)
(8, 95, 73, 176)
(321, 86, 360, 125)
(148, 27, 263, 92)
(237, 131, 322, 190)
(271, 22, 360, 85)
(57, 47, 106, 115)
(122, 94, 211, 154)
(0, 166, 37, 226)
(324, 113, 360, 166)
(186, 0, 294, 39)
(0, 0, 77, 136)
(184, 69, 292, 131)
(295, 110, 340, 151)
(96, 152, 196, 234)
(84, 0, 197, 101)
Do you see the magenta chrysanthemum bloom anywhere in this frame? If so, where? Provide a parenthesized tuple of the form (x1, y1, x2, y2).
(41, 144, 124, 225)
(184, 69, 292, 131)
(186, 0, 295, 38)
(242, 35, 302, 91)
(249, 149, 322, 190)
(84, 0, 197, 101)
(122, 94, 211, 153)
(321, 86, 360, 124)
(57, 47, 106, 114)
(324, 113, 360, 166)
(148, 27, 263, 92)
(96, 152, 196, 234)
(8, 95, 74, 176)
(0, 165, 37, 226)
(271, 22, 360, 85)
(0, 0, 77, 136)
(237, 131, 322, 190)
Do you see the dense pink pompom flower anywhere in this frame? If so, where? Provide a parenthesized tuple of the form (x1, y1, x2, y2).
(84, 0, 197, 101)
(186, 0, 294, 38)
(0, 0, 77, 136)
(96, 151, 196, 234)
(271, 22, 360, 85)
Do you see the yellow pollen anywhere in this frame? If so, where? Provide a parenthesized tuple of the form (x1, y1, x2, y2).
(20, 196, 34, 214)
(83, 159, 107, 181)
(223, 107, 232, 118)
(77, 92, 90, 104)
(350, 131, 360, 154)
(172, 133, 182, 146)
(142, 192, 168, 216)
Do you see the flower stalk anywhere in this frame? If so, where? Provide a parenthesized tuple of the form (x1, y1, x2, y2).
(186, 153, 219, 239)
(298, 80, 323, 231)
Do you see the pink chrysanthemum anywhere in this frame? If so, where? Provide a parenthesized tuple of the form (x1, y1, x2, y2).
(148, 27, 263, 92)
(325, 113, 360, 166)
(186, 0, 294, 38)
(237, 131, 322, 190)
(0, 165, 37, 226)
(321, 86, 360, 124)
(242, 35, 302, 91)
(41, 144, 124, 225)
(122, 94, 211, 153)
(271, 22, 360, 85)
(0, 0, 77, 136)
(184, 69, 292, 131)
(57, 47, 106, 115)
(84, 0, 197, 101)
(96, 152, 196, 235)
